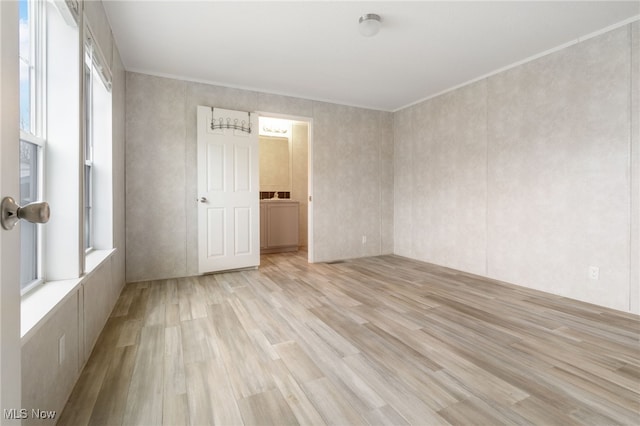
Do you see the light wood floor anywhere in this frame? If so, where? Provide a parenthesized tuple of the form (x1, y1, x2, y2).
(58, 252, 640, 425)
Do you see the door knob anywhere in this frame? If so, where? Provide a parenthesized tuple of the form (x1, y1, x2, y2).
(199, 197, 208, 203)
(1, 197, 50, 230)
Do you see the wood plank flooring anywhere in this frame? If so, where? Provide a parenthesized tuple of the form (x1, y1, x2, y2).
(58, 252, 640, 425)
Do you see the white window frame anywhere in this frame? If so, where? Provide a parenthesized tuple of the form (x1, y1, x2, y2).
(83, 52, 94, 253)
(19, 0, 46, 295)
(82, 22, 112, 261)
(19, 135, 45, 295)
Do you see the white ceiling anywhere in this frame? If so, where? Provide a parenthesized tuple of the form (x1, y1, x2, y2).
(103, 1, 639, 112)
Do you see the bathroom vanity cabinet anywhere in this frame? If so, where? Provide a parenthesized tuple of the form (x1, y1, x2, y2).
(260, 200, 299, 253)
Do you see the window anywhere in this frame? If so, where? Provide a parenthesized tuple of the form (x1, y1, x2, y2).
(19, 0, 45, 293)
(19, 0, 81, 290)
(83, 31, 112, 255)
(17, 0, 110, 291)
(19, 0, 32, 132)
(84, 58, 93, 251)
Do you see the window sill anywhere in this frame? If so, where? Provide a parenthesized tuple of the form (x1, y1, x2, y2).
(21, 248, 116, 344)
(21, 278, 81, 343)
(85, 248, 116, 275)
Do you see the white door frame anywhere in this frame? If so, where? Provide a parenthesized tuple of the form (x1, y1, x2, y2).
(256, 111, 314, 263)
(0, 0, 23, 419)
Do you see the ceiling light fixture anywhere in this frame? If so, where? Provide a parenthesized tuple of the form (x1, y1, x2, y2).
(358, 13, 381, 37)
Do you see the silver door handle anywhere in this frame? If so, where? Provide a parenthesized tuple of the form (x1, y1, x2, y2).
(1, 197, 50, 230)
(199, 197, 208, 203)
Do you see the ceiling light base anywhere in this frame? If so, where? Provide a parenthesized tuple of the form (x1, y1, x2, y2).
(359, 13, 381, 37)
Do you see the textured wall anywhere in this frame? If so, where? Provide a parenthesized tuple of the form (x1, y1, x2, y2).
(259, 135, 291, 191)
(125, 74, 394, 282)
(487, 26, 631, 310)
(414, 82, 487, 275)
(394, 24, 637, 313)
(125, 75, 188, 281)
(313, 102, 391, 260)
(394, 83, 487, 275)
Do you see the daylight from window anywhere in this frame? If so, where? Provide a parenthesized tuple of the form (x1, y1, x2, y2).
(19, 0, 31, 132)
(19, 0, 41, 291)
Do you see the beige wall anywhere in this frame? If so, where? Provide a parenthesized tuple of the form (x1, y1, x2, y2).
(394, 82, 488, 275)
(394, 24, 639, 314)
(21, 1, 127, 422)
(313, 102, 394, 260)
(259, 135, 291, 192)
(125, 75, 394, 282)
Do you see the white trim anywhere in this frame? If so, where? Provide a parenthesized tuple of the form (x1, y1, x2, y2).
(52, 0, 79, 26)
(84, 247, 114, 273)
(21, 277, 81, 343)
(20, 277, 44, 297)
(84, 55, 113, 259)
(19, 129, 45, 146)
(84, 18, 112, 88)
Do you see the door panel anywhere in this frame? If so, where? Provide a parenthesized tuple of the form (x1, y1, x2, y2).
(197, 106, 259, 273)
(207, 144, 225, 191)
(234, 145, 251, 192)
(234, 207, 251, 255)
(207, 208, 225, 257)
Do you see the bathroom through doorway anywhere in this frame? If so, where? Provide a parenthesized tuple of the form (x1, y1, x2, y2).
(257, 113, 314, 263)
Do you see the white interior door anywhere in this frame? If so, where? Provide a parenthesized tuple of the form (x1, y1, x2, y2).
(197, 106, 259, 273)
(0, 0, 22, 417)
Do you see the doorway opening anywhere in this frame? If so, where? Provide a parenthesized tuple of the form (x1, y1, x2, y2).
(257, 113, 313, 263)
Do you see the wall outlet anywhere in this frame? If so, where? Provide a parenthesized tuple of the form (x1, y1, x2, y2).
(362, 235, 367, 244)
(59, 334, 66, 365)
(588, 266, 600, 281)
